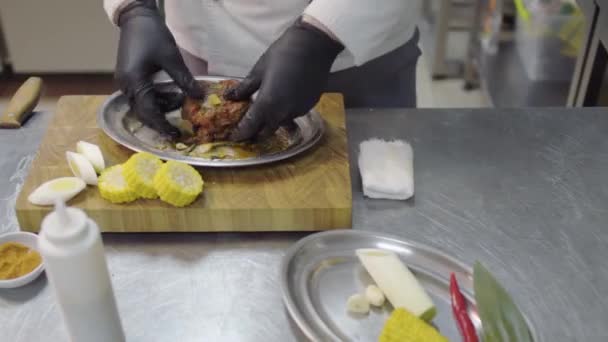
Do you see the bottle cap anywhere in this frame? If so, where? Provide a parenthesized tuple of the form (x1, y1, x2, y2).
(40, 199, 89, 245)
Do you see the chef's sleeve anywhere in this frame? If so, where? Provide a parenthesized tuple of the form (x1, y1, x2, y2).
(104, 0, 137, 25)
(304, 0, 408, 65)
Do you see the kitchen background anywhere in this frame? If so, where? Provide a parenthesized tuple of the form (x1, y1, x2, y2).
(0, 0, 600, 110)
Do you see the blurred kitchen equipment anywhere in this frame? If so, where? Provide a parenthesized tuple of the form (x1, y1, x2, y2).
(464, 0, 580, 107)
(568, 0, 608, 106)
(421, 0, 480, 79)
(514, 0, 583, 81)
(0, 77, 43, 128)
(0, 15, 9, 74)
(464, 0, 514, 90)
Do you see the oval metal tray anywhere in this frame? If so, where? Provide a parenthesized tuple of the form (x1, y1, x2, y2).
(281, 230, 537, 342)
(97, 76, 325, 167)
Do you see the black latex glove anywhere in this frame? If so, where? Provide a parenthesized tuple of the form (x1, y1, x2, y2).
(115, 0, 204, 138)
(225, 18, 344, 141)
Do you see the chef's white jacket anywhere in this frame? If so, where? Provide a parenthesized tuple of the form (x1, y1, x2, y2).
(104, 0, 419, 77)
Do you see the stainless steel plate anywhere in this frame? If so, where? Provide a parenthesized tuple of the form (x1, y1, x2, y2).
(281, 230, 537, 342)
(97, 76, 325, 167)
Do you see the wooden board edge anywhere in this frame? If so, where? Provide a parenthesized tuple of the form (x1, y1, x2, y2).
(17, 206, 352, 233)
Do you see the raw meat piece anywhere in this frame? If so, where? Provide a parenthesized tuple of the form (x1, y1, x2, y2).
(182, 80, 250, 143)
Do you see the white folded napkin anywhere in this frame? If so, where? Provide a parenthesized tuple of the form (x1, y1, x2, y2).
(358, 139, 414, 200)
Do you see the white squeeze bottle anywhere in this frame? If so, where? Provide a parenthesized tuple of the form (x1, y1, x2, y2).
(38, 200, 125, 342)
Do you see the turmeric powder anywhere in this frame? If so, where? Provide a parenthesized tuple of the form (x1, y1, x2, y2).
(0, 242, 42, 280)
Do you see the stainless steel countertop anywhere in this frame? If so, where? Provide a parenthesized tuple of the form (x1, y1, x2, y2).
(1, 107, 607, 341)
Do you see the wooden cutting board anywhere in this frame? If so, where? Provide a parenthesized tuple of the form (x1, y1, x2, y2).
(16, 94, 352, 232)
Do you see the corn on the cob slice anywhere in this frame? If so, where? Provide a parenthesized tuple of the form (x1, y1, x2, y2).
(98, 165, 138, 204)
(153, 160, 203, 207)
(379, 308, 448, 342)
(123, 152, 163, 199)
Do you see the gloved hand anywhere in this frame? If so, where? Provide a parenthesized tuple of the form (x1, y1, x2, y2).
(115, 0, 204, 138)
(225, 18, 344, 141)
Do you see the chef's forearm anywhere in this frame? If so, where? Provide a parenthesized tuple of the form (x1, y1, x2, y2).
(103, 0, 138, 25)
(304, 0, 409, 65)
(301, 14, 341, 45)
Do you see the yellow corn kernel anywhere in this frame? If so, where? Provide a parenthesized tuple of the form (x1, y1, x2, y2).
(153, 160, 203, 207)
(123, 152, 163, 199)
(208, 93, 222, 106)
(98, 165, 138, 204)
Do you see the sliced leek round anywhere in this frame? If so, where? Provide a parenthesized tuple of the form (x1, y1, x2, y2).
(76, 141, 105, 173)
(123, 152, 163, 199)
(98, 165, 138, 204)
(346, 293, 370, 314)
(153, 160, 203, 207)
(66, 151, 98, 185)
(28, 177, 86, 206)
(365, 285, 386, 307)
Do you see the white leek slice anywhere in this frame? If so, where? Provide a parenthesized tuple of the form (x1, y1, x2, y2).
(66, 151, 98, 185)
(28, 177, 86, 206)
(356, 248, 436, 321)
(76, 141, 105, 173)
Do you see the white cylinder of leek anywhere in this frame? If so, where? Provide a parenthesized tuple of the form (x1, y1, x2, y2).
(356, 248, 436, 321)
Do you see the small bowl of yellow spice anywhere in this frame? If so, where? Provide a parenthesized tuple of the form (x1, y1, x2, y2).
(0, 232, 44, 288)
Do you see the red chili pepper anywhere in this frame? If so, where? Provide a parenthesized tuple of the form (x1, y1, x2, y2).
(450, 272, 479, 342)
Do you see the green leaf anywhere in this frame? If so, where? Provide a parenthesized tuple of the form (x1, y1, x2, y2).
(473, 261, 534, 342)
